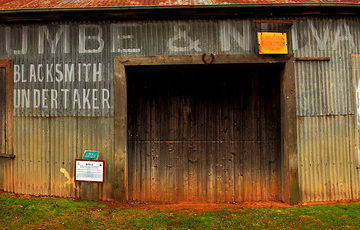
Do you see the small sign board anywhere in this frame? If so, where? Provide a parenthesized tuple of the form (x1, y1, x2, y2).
(83, 150, 99, 160)
(257, 32, 288, 54)
(75, 159, 105, 183)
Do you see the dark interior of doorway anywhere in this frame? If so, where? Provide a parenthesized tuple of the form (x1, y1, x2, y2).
(126, 64, 282, 203)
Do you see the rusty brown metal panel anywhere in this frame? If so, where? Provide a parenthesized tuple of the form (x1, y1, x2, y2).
(12, 117, 50, 195)
(350, 54, 360, 200)
(0, 60, 14, 192)
(0, 66, 10, 192)
(0, 23, 113, 117)
(49, 117, 76, 198)
(9, 117, 114, 199)
(294, 17, 360, 202)
(293, 17, 358, 116)
(0, 17, 360, 202)
(0, 0, 358, 10)
(75, 117, 115, 200)
(297, 115, 356, 202)
(0, 67, 5, 154)
(0, 18, 357, 117)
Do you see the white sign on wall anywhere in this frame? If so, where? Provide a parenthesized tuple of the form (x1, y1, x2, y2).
(75, 159, 105, 183)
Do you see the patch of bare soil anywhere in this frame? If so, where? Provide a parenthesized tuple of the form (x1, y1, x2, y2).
(140, 201, 291, 211)
(99, 200, 291, 211)
(3, 190, 360, 211)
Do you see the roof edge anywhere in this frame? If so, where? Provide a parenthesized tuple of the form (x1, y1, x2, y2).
(0, 3, 360, 14)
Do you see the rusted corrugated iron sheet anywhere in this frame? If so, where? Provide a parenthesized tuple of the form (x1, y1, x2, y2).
(0, 0, 358, 11)
(2, 20, 256, 117)
(293, 17, 358, 116)
(9, 117, 115, 199)
(1, 23, 114, 117)
(293, 17, 360, 202)
(297, 115, 358, 202)
(350, 54, 360, 200)
(0, 17, 360, 202)
(1, 18, 358, 117)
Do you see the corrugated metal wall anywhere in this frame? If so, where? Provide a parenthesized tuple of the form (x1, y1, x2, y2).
(0, 17, 359, 202)
(297, 116, 356, 201)
(351, 54, 360, 201)
(8, 117, 114, 199)
(294, 18, 360, 202)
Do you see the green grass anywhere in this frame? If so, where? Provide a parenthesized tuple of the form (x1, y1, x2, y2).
(1, 194, 360, 229)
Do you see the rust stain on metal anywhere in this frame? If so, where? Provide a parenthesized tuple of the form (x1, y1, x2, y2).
(297, 115, 356, 202)
(3, 117, 115, 200)
(254, 20, 293, 25)
(0, 0, 358, 10)
(295, 57, 331, 61)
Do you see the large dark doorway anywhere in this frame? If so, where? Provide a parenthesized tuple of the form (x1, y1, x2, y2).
(127, 64, 282, 202)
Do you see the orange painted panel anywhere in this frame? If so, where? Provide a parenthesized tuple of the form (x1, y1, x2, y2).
(258, 32, 288, 55)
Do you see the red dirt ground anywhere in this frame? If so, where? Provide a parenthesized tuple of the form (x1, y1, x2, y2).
(2, 190, 360, 211)
(99, 199, 360, 211)
(125, 201, 291, 211)
(100, 199, 360, 211)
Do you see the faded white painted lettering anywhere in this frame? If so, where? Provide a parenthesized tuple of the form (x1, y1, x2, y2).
(21, 89, 30, 108)
(29, 64, 36, 82)
(14, 65, 22, 83)
(37, 64, 44, 82)
(61, 89, 69, 109)
(219, 21, 251, 52)
(33, 89, 40, 108)
(79, 25, 104, 53)
(55, 64, 63, 82)
(110, 24, 141, 53)
(41, 89, 49, 109)
(38, 25, 70, 54)
(168, 24, 201, 52)
(6, 26, 28, 55)
(308, 21, 330, 51)
(332, 22, 355, 50)
(13, 89, 20, 109)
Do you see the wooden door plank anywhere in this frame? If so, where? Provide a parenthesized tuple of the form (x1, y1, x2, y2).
(126, 63, 283, 203)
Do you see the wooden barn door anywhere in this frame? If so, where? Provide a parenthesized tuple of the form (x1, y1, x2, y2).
(127, 64, 282, 202)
